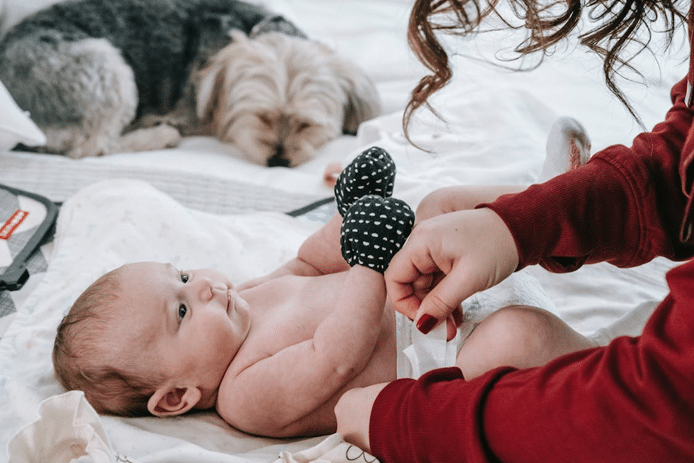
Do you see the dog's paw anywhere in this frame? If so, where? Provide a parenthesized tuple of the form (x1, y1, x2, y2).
(157, 124, 183, 148)
(334, 146, 395, 217)
(119, 124, 181, 152)
(340, 195, 414, 274)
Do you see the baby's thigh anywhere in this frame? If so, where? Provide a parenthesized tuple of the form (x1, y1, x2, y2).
(416, 185, 524, 220)
(455, 305, 598, 379)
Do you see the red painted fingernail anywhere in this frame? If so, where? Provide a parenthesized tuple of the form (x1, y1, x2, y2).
(417, 314, 437, 334)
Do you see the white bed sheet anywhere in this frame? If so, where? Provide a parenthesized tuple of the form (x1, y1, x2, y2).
(0, 0, 688, 461)
(64, 0, 683, 331)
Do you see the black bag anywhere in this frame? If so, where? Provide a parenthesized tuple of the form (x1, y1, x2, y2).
(0, 184, 58, 290)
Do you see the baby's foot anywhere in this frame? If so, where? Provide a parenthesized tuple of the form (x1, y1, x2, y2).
(340, 195, 414, 273)
(540, 116, 591, 181)
(334, 146, 396, 217)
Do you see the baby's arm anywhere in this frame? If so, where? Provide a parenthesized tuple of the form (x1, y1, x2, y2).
(220, 195, 415, 437)
(236, 213, 348, 292)
(295, 212, 350, 274)
(219, 264, 389, 437)
(240, 147, 398, 290)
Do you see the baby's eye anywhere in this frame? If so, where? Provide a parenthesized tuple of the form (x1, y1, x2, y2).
(180, 272, 189, 283)
(178, 304, 187, 320)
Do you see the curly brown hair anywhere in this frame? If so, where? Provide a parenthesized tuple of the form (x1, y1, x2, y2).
(404, 0, 688, 140)
(52, 269, 164, 417)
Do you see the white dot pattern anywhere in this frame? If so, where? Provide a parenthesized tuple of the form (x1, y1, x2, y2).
(334, 146, 395, 217)
(340, 195, 414, 273)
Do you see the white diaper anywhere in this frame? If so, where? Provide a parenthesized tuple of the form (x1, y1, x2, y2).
(396, 311, 462, 378)
(396, 270, 557, 379)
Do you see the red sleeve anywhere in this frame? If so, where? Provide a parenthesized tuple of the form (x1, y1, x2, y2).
(369, 367, 511, 462)
(484, 77, 694, 272)
(369, 77, 694, 462)
(369, 261, 694, 463)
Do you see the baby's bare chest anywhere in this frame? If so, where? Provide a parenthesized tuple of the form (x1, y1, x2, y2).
(237, 273, 396, 367)
(249, 273, 342, 331)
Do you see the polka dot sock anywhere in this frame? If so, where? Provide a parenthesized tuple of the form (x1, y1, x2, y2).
(340, 195, 414, 274)
(334, 146, 396, 217)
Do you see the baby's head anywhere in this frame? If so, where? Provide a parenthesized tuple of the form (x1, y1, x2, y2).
(53, 262, 251, 417)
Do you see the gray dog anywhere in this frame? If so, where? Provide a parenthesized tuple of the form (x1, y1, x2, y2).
(0, 0, 308, 160)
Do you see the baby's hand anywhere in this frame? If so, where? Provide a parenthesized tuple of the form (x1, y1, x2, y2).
(340, 195, 414, 274)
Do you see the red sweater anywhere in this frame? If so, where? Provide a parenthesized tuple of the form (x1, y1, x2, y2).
(369, 35, 694, 463)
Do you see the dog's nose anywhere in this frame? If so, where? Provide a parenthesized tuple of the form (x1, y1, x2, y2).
(267, 148, 290, 167)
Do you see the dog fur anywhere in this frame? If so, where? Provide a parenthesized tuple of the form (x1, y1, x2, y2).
(194, 31, 381, 167)
(0, 0, 381, 166)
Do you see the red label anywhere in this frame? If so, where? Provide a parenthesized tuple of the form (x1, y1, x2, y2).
(0, 210, 29, 240)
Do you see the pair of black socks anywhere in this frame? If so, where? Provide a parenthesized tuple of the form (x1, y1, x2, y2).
(334, 147, 414, 274)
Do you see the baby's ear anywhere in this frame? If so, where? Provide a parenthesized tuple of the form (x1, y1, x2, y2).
(148, 386, 201, 417)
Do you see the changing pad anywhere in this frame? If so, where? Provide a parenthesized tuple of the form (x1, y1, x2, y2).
(0, 179, 334, 462)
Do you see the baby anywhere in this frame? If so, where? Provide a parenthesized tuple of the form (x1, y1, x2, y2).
(53, 145, 594, 438)
(52, 147, 416, 438)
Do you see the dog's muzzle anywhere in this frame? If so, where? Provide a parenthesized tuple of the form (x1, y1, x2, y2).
(267, 147, 290, 167)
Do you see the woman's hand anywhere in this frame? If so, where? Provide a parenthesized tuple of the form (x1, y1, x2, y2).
(385, 207, 519, 335)
(335, 382, 389, 453)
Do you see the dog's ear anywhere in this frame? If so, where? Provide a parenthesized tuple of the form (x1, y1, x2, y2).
(196, 31, 248, 122)
(196, 55, 226, 122)
(331, 59, 382, 135)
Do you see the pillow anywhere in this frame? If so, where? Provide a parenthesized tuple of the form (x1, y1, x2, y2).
(0, 80, 46, 151)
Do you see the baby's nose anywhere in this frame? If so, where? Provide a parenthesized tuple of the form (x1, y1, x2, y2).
(208, 282, 227, 299)
(196, 277, 222, 300)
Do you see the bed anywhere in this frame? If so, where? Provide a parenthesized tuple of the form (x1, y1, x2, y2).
(0, 0, 686, 461)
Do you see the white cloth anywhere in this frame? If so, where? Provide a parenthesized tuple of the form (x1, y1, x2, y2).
(274, 434, 379, 463)
(0, 79, 46, 150)
(8, 391, 119, 463)
(9, 394, 379, 463)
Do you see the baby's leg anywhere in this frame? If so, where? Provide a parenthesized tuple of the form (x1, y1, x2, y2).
(336, 147, 413, 274)
(416, 116, 591, 220)
(340, 195, 414, 274)
(334, 146, 395, 217)
(415, 185, 524, 221)
(456, 305, 598, 379)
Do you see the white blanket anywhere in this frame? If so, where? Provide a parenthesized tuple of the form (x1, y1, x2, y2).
(0, 180, 335, 462)
(1, 179, 549, 462)
(10, 180, 560, 462)
(0, 178, 675, 462)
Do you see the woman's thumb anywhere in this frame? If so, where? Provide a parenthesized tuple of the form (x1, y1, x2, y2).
(414, 294, 458, 335)
(414, 273, 474, 334)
